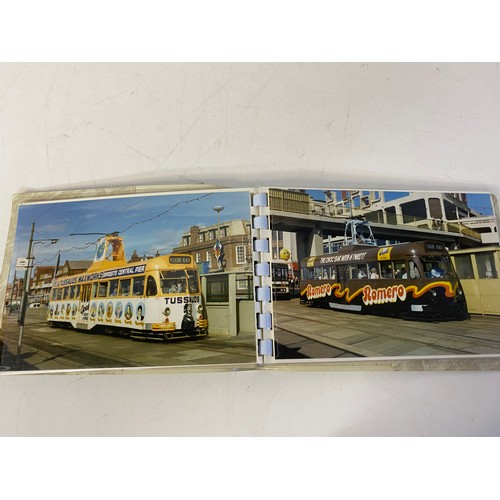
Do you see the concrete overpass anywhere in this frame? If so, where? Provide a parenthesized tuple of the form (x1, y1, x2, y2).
(269, 210, 484, 262)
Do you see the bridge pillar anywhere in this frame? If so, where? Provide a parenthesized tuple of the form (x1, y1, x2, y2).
(295, 228, 324, 264)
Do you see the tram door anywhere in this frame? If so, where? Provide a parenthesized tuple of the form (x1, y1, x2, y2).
(337, 265, 348, 287)
(77, 283, 92, 328)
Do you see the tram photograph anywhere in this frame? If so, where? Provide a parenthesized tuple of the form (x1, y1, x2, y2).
(269, 188, 500, 361)
(299, 237, 469, 321)
(1, 188, 258, 372)
(48, 234, 209, 340)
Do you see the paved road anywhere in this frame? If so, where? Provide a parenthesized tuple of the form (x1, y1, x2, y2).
(273, 298, 500, 359)
(0, 311, 257, 372)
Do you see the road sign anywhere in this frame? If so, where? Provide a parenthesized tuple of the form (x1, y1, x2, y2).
(16, 257, 29, 269)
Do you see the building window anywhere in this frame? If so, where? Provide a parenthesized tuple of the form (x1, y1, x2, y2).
(208, 230, 216, 241)
(401, 199, 426, 223)
(385, 206, 397, 225)
(206, 251, 211, 268)
(220, 227, 227, 238)
(183, 236, 191, 246)
(444, 200, 458, 221)
(195, 253, 201, 263)
(199, 232, 205, 242)
(428, 198, 443, 219)
(206, 275, 229, 302)
(236, 245, 247, 264)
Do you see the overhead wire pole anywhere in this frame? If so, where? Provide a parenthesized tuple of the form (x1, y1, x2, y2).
(16, 222, 58, 369)
(16, 222, 35, 368)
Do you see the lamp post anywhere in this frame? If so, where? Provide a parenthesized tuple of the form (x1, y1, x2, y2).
(16, 222, 58, 368)
(212, 205, 224, 271)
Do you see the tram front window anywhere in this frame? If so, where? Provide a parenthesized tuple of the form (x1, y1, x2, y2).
(186, 270, 200, 293)
(422, 257, 451, 278)
(160, 270, 188, 294)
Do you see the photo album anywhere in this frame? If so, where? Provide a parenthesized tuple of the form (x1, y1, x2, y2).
(1, 185, 499, 374)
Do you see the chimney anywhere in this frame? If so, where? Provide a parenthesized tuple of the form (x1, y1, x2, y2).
(190, 226, 200, 244)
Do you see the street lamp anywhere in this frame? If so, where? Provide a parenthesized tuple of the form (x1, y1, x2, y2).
(16, 222, 58, 367)
(212, 205, 224, 271)
(213, 205, 224, 240)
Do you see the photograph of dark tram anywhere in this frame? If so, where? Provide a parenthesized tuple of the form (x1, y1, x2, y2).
(269, 188, 500, 360)
(299, 235, 469, 321)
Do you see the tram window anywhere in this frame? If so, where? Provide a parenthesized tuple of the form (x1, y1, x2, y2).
(393, 261, 408, 279)
(98, 281, 109, 297)
(62, 287, 68, 299)
(146, 275, 158, 296)
(408, 260, 421, 279)
(92, 282, 99, 298)
(380, 262, 393, 279)
(453, 254, 475, 279)
(368, 264, 380, 279)
(330, 266, 336, 280)
(356, 264, 368, 279)
(160, 270, 187, 294)
(348, 264, 357, 280)
(422, 257, 450, 278)
(119, 279, 131, 296)
(476, 252, 498, 279)
(132, 276, 145, 296)
(187, 270, 200, 293)
(75, 285, 80, 298)
(302, 268, 314, 280)
(109, 279, 119, 296)
(56, 288, 63, 300)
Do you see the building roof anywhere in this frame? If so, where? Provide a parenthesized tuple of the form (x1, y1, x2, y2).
(62, 260, 93, 270)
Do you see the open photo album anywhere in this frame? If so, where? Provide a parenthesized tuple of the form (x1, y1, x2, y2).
(1, 185, 499, 373)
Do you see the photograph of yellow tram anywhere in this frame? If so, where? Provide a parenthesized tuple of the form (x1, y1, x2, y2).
(300, 240, 469, 320)
(48, 234, 208, 340)
(450, 246, 500, 316)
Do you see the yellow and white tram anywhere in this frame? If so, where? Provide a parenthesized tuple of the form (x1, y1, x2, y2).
(47, 235, 208, 339)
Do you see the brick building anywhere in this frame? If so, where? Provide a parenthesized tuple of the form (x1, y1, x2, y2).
(172, 219, 252, 273)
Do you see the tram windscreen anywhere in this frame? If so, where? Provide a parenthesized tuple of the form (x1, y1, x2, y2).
(160, 269, 200, 294)
(273, 264, 288, 282)
(421, 256, 453, 278)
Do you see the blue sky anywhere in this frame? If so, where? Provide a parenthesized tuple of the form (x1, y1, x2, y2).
(8, 190, 251, 282)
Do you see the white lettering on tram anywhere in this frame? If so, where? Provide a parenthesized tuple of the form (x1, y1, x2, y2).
(362, 284, 406, 305)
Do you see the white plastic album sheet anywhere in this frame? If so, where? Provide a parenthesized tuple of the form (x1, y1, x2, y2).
(1, 185, 500, 374)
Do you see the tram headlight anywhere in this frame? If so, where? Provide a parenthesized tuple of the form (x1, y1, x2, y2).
(457, 289, 463, 296)
(197, 304, 204, 318)
(430, 290, 437, 297)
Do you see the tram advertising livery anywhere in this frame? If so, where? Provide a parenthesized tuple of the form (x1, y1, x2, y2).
(300, 229, 469, 321)
(47, 234, 208, 339)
